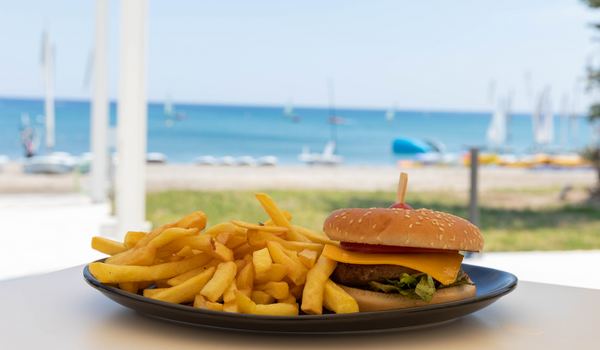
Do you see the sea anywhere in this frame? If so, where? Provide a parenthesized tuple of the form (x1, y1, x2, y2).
(0, 98, 593, 166)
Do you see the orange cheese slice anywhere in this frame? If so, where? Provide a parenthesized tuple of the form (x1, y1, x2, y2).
(322, 245, 464, 285)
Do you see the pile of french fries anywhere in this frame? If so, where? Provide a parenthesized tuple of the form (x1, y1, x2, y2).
(89, 193, 359, 316)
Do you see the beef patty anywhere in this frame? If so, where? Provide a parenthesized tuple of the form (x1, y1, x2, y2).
(330, 263, 421, 288)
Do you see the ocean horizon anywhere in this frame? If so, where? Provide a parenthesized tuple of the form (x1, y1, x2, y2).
(0, 97, 592, 166)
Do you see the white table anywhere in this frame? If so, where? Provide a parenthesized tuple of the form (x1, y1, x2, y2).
(1, 265, 599, 350)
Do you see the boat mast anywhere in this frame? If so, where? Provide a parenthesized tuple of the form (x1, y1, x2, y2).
(42, 28, 55, 154)
(327, 78, 338, 151)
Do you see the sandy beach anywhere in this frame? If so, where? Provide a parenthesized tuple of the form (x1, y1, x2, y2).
(0, 161, 595, 194)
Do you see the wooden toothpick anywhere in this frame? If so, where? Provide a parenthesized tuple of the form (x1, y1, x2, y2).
(396, 172, 408, 204)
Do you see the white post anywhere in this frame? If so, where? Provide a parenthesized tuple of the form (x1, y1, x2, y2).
(43, 29, 55, 154)
(90, 0, 109, 203)
(115, 0, 148, 238)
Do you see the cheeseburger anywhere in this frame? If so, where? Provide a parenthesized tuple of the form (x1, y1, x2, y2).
(321, 207, 484, 312)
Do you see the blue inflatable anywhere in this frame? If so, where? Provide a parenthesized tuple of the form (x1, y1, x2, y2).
(392, 138, 433, 154)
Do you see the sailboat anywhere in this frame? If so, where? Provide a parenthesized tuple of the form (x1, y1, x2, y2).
(23, 28, 78, 174)
(385, 102, 396, 122)
(486, 98, 507, 150)
(283, 100, 300, 123)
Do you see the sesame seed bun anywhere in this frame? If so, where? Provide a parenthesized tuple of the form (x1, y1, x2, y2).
(338, 280, 477, 312)
(323, 208, 484, 252)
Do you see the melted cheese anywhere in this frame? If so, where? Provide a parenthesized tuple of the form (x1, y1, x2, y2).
(322, 245, 463, 285)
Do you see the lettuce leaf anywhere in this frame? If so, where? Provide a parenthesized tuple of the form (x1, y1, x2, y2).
(368, 270, 474, 303)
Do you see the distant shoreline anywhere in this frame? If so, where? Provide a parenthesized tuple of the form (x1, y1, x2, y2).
(0, 161, 595, 194)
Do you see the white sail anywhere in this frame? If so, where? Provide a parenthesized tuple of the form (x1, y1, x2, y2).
(164, 92, 173, 116)
(486, 98, 507, 147)
(41, 28, 55, 153)
(533, 89, 554, 145)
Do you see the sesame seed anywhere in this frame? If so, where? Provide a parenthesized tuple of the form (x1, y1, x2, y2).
(425, 217, 430, 220)
(372, 224, 377, 229)
(439, 235, 443, 240)
(349, 220, 354, 224)
(448, 224, 452, 227)
(336, 227, 339, 232)
(405, 215, 411, 218)
(464, 230, 467, 234)
(450, 236, 456, 242)
(409, 224, 413, 228)
(415, 222, 421, 225)
(405, 240, 410, 244)
(335, 215, 339, 218)
(418, 216, 423, 220)
(329, 224, 332, 229)
(440, 223, 445, 226)
(342, 216, 346, 219)
(430, 242, 434, 246)
(443, 244, 448, 249)
(358, 218, 363, 223)
(395, 211, 398, 214)
(439, 227, 445, 231)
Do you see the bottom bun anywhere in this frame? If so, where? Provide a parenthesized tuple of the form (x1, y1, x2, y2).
(339, 284, 476, 312)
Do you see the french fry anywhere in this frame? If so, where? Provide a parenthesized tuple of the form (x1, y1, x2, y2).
(91, 237, 127, 255)
(252, 247, 272, 274)
(143, 288, 169, 298)
(216, 232, 234, 245)
(301, 255, 338, 315)
(323, 279, 359, 314)
(234, 290, 257, 314)
(193, 295, 224, 311)
(267, 241, 308, 285)
(134, 211, 207, 249)
(222, 280, 239, 303)
(251, 290, 276, 305)
(254, 263, 288, 284)
(118, 282, 139, 294)
(111, 246, 157, 266)
(175, 245, 194, 257)
(175, 211, 208, 231)
(247, 229, 324, 255)
(200, 262, 238, 302)
(255, 281, 289, 300)
(264, 209, 292, 225)
(148, 228, 199, 248)
(254, 193, 311, 243)
(255, 303, 299, 316)
(230, 220, 290, 233)
(150, 267, 216, 304)
(205, 242, 234, 262)
(289, 284, 304, 300)
(293, 225, 339, 246)
(278, 294, 297, 304)
(232, 243, 263, 260)
(222, 300, 239, 313)
(156, 235, 215, 255)
(225, 235, 247, 249)
(203, 222, 246, 237)
(167, 259, 219, 287)
(124, 231, 147, 250)
(104, 249, 132, 264)
(299, 249, 318, 269)
(89, 253, 213, 283)
(236, 260, 255, 291)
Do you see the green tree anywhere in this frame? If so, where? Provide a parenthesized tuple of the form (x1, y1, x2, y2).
(582, 0, 600, 194)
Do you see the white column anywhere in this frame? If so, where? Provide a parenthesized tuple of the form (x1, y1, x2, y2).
(115, 0, 148, 238)
(90, 0, 109, 203)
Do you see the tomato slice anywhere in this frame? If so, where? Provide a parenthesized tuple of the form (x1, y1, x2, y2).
(339, 242, 458, 254)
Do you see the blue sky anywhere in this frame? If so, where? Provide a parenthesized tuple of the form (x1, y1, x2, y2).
(0, 0, 598, 113)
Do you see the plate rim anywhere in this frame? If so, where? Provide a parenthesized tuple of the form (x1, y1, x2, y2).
(83, 259, 518, 322)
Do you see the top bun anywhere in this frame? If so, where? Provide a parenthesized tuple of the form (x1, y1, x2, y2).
(323, 208, 484, 252)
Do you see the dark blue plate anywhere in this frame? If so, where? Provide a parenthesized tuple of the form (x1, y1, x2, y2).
(83, 261, 517, 333)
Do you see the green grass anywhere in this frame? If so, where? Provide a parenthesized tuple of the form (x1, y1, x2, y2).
(146, 190, 600, 252)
